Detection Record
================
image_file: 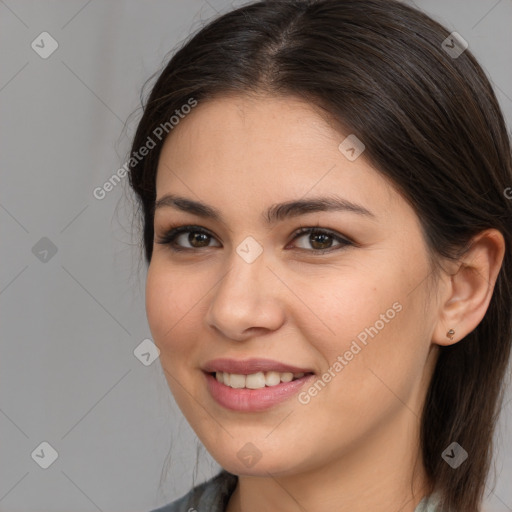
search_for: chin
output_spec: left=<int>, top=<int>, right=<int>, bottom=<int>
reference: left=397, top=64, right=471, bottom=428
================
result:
left=210, top=449, right=308, bottom=478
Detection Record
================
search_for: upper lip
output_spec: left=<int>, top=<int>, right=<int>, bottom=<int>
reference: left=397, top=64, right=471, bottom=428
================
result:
left=202, top=358, right=315, bottom=375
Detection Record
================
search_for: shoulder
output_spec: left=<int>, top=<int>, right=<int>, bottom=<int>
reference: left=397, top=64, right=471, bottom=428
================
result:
left=148, top=469, right=238, bottom=512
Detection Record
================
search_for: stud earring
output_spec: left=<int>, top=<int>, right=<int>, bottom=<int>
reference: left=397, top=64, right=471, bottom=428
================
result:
left=446, top=329, right=455, bottom=340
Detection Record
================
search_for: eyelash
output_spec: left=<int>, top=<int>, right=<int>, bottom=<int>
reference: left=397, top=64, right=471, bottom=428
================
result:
left=154, top=224, right=355, bottom=254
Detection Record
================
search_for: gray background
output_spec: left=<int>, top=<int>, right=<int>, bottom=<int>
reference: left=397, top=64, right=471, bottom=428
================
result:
left=1, top=0, right=511, bottom=511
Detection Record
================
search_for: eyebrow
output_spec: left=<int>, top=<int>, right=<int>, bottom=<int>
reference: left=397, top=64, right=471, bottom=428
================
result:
left=153, top=194, right=375, bottom=224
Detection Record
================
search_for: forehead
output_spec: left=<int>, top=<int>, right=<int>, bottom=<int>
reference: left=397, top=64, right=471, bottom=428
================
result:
left=158, top=93, right=337, bottom=166
left=155, top=93, right=399, bottom=217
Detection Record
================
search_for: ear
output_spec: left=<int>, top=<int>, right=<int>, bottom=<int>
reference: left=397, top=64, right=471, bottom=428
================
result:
left=432, top=229, right=505, bottom=347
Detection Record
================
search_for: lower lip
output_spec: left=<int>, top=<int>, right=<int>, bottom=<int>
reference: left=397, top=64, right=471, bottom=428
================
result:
left=204, top=372, right=316, bottom=412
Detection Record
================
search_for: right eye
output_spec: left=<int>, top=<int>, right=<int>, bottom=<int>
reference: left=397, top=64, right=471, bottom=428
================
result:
left=155, top=225, right=222, bottom=252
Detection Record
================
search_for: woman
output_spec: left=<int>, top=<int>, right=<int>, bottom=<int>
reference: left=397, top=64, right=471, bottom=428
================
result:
left=127, top=0, right=512, bottom=510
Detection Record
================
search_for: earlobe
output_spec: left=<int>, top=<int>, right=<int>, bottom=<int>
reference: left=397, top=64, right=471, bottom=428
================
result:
left=432, top=229, right=505, bottom=347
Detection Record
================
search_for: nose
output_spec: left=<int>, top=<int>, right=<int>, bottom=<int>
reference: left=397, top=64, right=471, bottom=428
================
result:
left=204, top=248, right=286, bottom=341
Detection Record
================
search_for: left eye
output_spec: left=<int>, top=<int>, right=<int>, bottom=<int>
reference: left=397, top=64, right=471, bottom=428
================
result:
left=289, top=227, right=352, bottom=252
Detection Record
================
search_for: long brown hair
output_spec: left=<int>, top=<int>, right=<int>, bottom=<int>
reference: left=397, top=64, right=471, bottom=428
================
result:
left=127, top=1, right=512, bottom=510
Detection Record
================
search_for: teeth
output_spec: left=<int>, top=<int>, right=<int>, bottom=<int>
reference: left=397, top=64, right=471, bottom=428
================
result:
left=246, top=372, right=266, bottom=389
left=264, top=371, right=281, bottom=386
left=280, top=372, right=293, bottom=383
left=229, top=374, right=246, bottom=389
left=214, top=371, right=309, bottom=389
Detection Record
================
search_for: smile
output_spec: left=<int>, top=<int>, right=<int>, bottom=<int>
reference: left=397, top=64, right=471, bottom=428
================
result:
left=213, top=370, right=309, bottom=389
left=203, top=371, right=315, bottom=412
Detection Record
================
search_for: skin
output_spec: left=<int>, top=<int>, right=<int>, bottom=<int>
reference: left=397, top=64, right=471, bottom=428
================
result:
left=145, top=92, right=505, bottom=512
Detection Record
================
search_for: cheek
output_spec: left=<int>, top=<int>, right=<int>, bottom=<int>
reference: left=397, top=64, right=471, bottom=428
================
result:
left=295, top=263, right=427, bottom=402
left=292, top=265, right=403, bottom=353
left=145, top=265, right=171, bottom=343
left=145, top=264, right=205, bottom=408
left=145, top=263, right=200, bottom=356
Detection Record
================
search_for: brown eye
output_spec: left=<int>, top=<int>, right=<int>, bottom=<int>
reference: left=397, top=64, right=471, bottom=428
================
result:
left=155, top=225, right=221, bottom=251
left=187, top=231, right=211, bottom=248
left=291, top=227, right=353, bottom=253
left=309, top=232, right=333, bottom=250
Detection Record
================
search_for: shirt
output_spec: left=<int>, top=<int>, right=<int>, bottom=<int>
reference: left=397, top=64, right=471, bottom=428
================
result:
left=149, top=469, right=444, bottom=512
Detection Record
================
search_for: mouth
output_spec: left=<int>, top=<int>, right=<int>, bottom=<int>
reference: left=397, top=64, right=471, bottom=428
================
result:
left=202, top=357, right=316, bottom=411
left=203, top=367, right=316, bottom=412
left=206, top=370, right=314, bottom=390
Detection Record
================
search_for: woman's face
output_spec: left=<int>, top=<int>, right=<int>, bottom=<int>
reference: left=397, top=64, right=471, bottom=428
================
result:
left=146, top=93, right=441, bottom=478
